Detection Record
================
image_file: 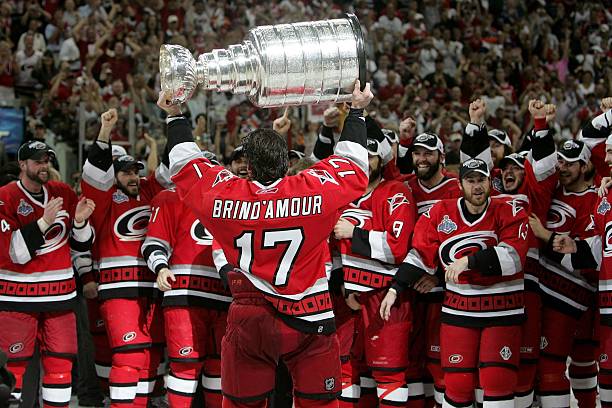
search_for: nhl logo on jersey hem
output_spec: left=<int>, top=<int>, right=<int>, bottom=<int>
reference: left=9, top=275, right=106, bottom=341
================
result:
left=598, top=197, right=611, bottom=215
left=499, top=346, right=512, bottom=361
left=112, top=190, right=129, bottom=204
left=437, top=215, right=457, bottom=234
left=17, top=199, right=34, bottom=216
left=324, top=377, right=335, bottom=391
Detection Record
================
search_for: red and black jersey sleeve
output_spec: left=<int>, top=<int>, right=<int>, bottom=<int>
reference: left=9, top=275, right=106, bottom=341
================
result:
left=142, top=191, right=175, bottom=273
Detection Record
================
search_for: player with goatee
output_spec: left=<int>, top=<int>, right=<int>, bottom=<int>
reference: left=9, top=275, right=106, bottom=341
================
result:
left=80, top=109, right=170, bottom=407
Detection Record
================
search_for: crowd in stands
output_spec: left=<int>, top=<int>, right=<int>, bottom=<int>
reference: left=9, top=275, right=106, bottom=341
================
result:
left=0, top=0, right=611, bottom=184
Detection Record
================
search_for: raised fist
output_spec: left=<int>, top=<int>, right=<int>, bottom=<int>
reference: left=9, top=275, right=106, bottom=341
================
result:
left=468, top=99, right=486, bottom=124
left=399, top=117, right=416, bottom=141
left=351, top=80, right=374, bottom=110
left=544, top=104, right=557, bottom=124
left=528, top=100, right=546, bottom=119
left=101, top=109, right=118, bottom=129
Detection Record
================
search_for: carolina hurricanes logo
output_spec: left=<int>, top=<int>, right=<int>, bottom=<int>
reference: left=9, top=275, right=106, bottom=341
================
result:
left=604, top=222, right=612, bottom=258
left=179, top=346, right=193, bottom=356
left=340, top=208, right=372, bottom=228
left=114, top=206, right=151, bottom=241
left=37, top=210, right=69, bottom=255
left=190, top=220, right=213, bottom=245
left=387, top=193, right=409, bottom=214
left=438, top=231, right=498, bottom=267
left=212, top=169, right=235, bottom=187
left=546, top=199, right=576, bottom=231
left=307, top=169, right=339, bottom=186
left=9, top=343, right=24, bottom=354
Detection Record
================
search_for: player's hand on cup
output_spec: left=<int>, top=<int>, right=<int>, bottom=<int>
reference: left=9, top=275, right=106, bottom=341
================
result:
left=273, top=107, right=292, bottom=136
left=43, top=197, right=63, bottom=225
left=74, top=197, right=96, bottom=224
left=83, top=281, right=98, bottom=299
left=100, top=109, right=118, bottom=129
left=552, top=234, right=577, bottom=254
left=351, top=80, right=373, bottom=110
left=157, top=267, right=176, bottom=291
left=413, top=274, right=438, bottom=294
left=445, top=257, right=468, bottom=284
left=599, top=177, right=612, bottom=197
left=333, top=218, right=355, bottom=240
left=379, top=288, right=397, bottom=321
left=157, top=90, right=183, bottom=117
left=468, top=99, right=486, bottom=124
left=345, top=292, right=362, bottom=311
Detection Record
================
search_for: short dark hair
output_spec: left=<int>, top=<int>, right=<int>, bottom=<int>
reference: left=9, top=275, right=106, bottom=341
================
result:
left=242, top=128, right=288, bottom=184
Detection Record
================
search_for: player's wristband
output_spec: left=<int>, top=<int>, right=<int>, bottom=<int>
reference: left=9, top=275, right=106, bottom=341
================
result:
left=37, top=218, right=50, bottom=233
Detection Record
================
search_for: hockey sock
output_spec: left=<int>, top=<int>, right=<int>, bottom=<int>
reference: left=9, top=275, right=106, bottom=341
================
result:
left=203, top=356, right=223, bottom=408
left=6, top=360, right=27, bottom=402
left=358, top=374, right=377, bottom=408
left=443, top=372, right=475, bottom=408
left=338, top=357, right=360, bottom=408
left=536, top=356, right=569, bottom=408
left=479, top=366, right=515, bottom=408
left=41, top=355, right=72, bottom=408
left=109, top=349, right=146, bottom=407
left=167, top=360, right=202, bottom=408
left=514, top=362, right=536, bottom=408
left=372, top=369, right=409, bottom=408
left=568, top=359, right=598, bottom=408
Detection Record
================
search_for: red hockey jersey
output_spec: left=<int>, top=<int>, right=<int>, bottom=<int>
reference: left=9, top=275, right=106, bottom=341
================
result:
left=395, top=197, right=529, bottom=327
left=0, top=180, right=92, bottom=312
left=81, top=141, right=166, bottom=300
left=167, top=112, right=369, bottom=334
left=338, top=180, right=416, bottom=293
left=142, top=189, right=232, bottom=308
left=538, top=186, right=598, bottom=317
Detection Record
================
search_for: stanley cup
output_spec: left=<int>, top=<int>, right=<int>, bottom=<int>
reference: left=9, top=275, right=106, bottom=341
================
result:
left=159, top=14, right=366, bottom=108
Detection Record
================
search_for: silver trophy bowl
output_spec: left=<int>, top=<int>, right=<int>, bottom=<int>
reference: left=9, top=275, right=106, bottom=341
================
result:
left=160, top=14, right=366, bottom=108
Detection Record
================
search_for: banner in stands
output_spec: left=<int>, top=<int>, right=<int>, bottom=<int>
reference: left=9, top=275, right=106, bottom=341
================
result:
left=0, top=107, right=24, bottom=155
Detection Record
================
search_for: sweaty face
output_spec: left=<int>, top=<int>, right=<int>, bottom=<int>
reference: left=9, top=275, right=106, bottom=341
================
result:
left=23, top=157, right=51, bottom=185
left=489, top=140, right=506, bottom=167
left=460, top=174, right=490, bottom=207
left=557, top=159, right=582, bottom=187
left=501, top=164, right=525, bottom=192
left=412, top=147, right=441, bottom=181
left=116, top=169, right=141, bottom=197
left=231, top=157, right=248, bottom=179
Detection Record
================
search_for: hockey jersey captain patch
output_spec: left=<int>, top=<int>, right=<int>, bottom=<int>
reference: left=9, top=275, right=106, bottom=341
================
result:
left=17, top=199, right=34, bottom=216
left=437, top=215, right=457, bottom=234
left=598, top=197, right=611, bottom=215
